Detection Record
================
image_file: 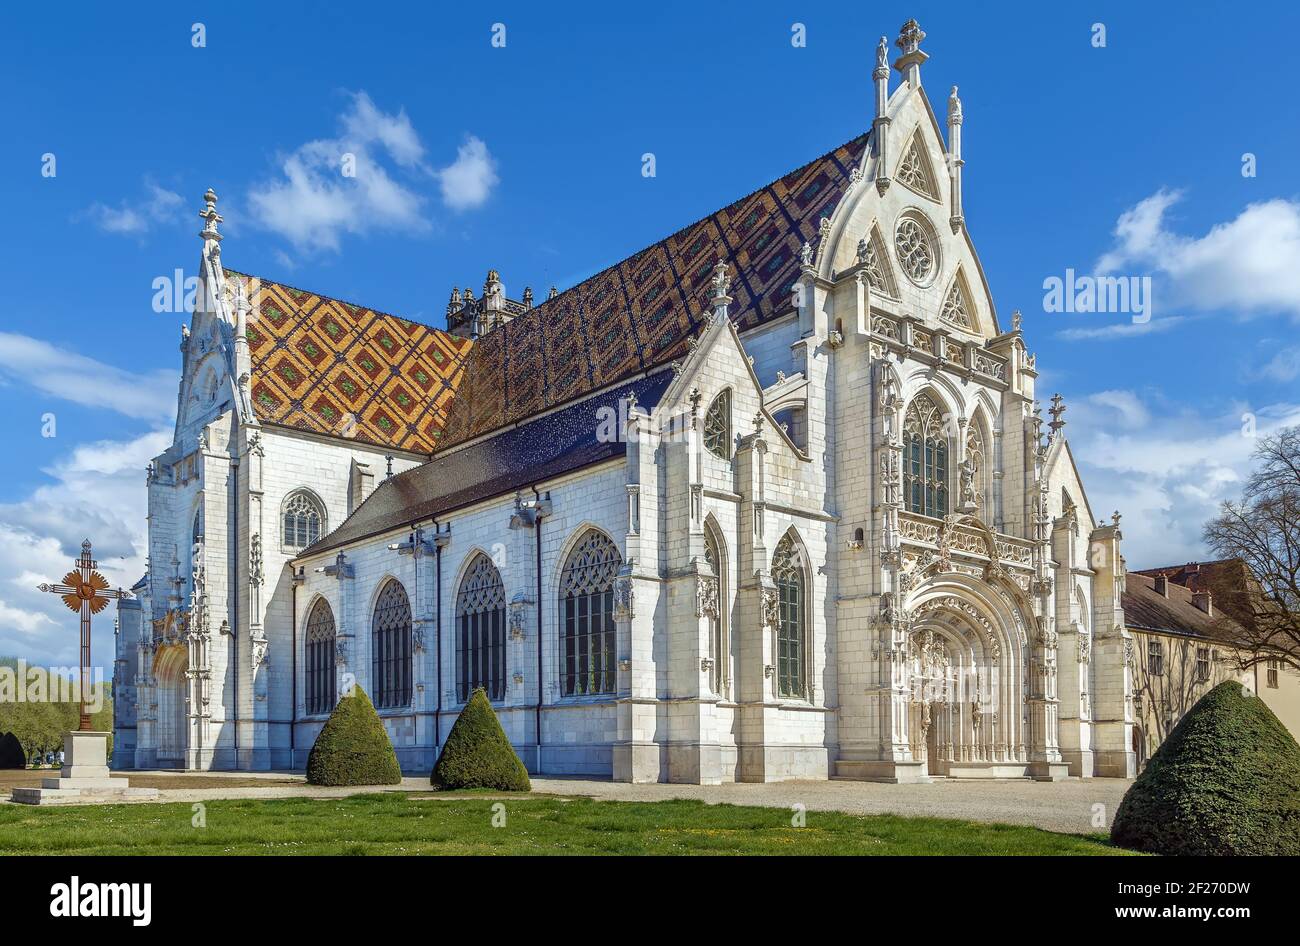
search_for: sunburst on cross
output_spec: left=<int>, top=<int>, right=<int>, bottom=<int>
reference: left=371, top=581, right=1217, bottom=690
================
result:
left=37, top=539, right=132, bottom=731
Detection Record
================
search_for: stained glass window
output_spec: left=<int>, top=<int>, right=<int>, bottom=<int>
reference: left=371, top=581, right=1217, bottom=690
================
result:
left=305, top=598, right=336, bottom=715
left=560, top=530, right=621, bottom=697
left=456, top=553, right=507, bottom=702
left=282, top=490, right=325, bottom=549
left=772, top=533, right=807, bottom=699
left=372, top=579, right=412, bottom=709
left=904, top=393, right=949, bottom=518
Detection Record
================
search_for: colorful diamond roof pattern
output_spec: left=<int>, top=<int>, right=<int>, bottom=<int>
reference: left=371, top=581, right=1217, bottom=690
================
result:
left=227, top=271, right=473, bottom=453
left=436, top=131, right=869, bottom=450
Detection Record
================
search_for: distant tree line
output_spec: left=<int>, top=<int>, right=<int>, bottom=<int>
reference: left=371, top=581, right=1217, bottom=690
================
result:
left=0, top=656, right=113, bottom=763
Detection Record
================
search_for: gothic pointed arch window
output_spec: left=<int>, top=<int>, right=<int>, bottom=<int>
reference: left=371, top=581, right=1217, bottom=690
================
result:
left=305, top=598, right=337, bottom=715
left=560, top=530, right=621, bottom=697
left=456, top=553, right=507, bottom=702
left=703, top=520, right=728, bottom=697
left=772, top=533, right=808, bottom=699
left=904, top=393, right=949, bottom=518
left=704, top=389, right=733, bottom=460
left=372, top=578, right=412, bottom=709
left=282, top=490, right=325, bottom=550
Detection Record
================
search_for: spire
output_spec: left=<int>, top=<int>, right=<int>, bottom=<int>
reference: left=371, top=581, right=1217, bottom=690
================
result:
left=893, top=18, right=928, bottom=88
left=1048, top=393, right=1067, bottom=434
left=198, top=187, right=222, bottom=246
left=946, top=85, right=964, bottom=234
left=709, top=259, right=733, bottom=324
left=873, top=35, right=893, bottom=194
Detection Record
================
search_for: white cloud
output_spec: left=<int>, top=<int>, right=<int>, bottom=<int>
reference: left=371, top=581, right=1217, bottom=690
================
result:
left=1096, top=189, right=1300, bottom=318
left=0, top=333, right=177, bottom=421
left=247, top=91, right=497, bottom=253
left=0, top=429, right=166, bottom=665
left=1258, top=346, right=1300, bottom=383
left=1056, top=315, right=1188, bottom=341
left=83, top=182, right=183, bottom=235
left=1063, top=391, right=1300, bottom=569
left=438, top=136, right=498, bottom=211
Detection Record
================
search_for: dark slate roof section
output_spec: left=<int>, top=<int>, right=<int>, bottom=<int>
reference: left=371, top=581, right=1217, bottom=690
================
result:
left=1122, top=572, right=1242, bottom=639
left=301, top=369, right=675, bottom=558
left=436, top=131, right=870, bottom=450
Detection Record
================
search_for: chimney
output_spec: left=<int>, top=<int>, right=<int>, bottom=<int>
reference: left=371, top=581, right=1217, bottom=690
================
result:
left=1153, top=574, right=1169, bottom=597
left=1192, top=590, right=1213, bottom=617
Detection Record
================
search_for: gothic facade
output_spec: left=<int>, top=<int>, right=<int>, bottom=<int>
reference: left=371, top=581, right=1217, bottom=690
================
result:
left=116, top=20, right=1210, bottom=781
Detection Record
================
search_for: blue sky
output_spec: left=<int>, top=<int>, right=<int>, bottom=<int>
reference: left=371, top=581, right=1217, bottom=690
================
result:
left=2, top=1, right=1299, bottom=664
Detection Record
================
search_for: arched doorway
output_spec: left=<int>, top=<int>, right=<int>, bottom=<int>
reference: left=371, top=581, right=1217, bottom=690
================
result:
left=904, top=581, right=1026, bottom=775
left=154, top=644, right=188, bottom=768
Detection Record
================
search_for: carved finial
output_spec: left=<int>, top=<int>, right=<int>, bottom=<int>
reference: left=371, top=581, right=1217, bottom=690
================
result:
left=1048, top=393, right=1066, bottom=433
left=548, top=286, right=558, bottom=300
left=522, top=286, right=533, bottom=309
left=198, top=187, right=222, bottom=242
left=709, top=259, right=733, bottom=324
left=947, top=85, right=962, bottom=124
left=893, top=18, right=928, bottom=84
left=896, top=18, right=926, bottom=56
left=1011, top=309, right=1023, bottom=332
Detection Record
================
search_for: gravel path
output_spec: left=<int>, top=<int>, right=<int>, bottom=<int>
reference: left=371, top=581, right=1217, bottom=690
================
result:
left=528, top=777, right=1133, bottom=834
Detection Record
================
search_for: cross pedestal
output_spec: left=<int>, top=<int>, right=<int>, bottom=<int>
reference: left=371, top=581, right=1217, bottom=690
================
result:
left=10, top=540, right=161, bottom=805
left=10, top=731, right=160, bottom=805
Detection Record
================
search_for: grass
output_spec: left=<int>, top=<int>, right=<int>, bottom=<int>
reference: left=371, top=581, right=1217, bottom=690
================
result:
left=0, top=792, right=1136, bottom=855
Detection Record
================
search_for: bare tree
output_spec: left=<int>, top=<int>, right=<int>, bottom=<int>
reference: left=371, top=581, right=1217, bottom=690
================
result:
left=1203, top=425, right=1300, bottom=671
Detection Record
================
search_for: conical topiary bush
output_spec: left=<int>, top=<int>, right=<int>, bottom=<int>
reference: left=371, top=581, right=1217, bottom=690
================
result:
left=1111, top=680, right=1300, bottom=855
left=305, top=685, right=402, bottom=786
left=431, top=688, right=531, bottom=791
left=0, top=732, right=25, bottom=769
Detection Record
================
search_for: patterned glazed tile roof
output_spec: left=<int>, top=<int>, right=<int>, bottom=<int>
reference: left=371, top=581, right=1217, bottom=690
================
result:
left=436, top=131, right=869, bottom=450
left=226, top=271, right=473, bottom=453
left=302, top=371, right=676, bottom=558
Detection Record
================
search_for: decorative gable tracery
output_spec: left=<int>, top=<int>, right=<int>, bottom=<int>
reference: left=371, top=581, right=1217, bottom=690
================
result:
left=940, top=270, right=977, bottom=332
left=857, top=224, right=899, bottom=297
left=896, top=133, right=939, bottom=201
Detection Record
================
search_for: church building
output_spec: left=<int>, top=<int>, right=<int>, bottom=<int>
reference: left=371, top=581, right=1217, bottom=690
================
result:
left=115, top=19, right=1243, bottom=783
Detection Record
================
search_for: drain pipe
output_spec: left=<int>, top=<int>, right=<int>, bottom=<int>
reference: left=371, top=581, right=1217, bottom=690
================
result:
left=290, top=565, right=299, bottom=764
left=532, top=486, right=545, bottom=775
left=433, top=517, right=443, bottom=751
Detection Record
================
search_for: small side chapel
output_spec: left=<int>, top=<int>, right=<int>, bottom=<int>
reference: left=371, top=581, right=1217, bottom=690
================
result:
left=115, top=19, right=1144, bottom=783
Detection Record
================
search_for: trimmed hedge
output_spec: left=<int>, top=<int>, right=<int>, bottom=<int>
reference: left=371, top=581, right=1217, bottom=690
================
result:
left=305, top=686, right=402, bottom=786
left=0, top=732, right=25, bottom=769
left=1111, top=680, right=1300, bottom=855
left=431, top=688, right=531, bottom=791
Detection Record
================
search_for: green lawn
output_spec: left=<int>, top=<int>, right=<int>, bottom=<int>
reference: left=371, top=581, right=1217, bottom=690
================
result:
left=0, top=792, right=1136, bottom=855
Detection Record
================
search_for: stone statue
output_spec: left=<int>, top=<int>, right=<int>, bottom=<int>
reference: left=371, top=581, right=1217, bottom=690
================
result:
left=800, top=240, right=813, bottom=267
left=876, top=35, right=889, bottom=72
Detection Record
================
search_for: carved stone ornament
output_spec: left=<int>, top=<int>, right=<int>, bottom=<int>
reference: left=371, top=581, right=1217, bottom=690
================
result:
left=761, top=586, right=780, bottom=633
left=696, top=574, right=719, bottom=619
left=613, top=575, right=635, bottom=621
left=1077, top=633, right=1092, bottom=664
